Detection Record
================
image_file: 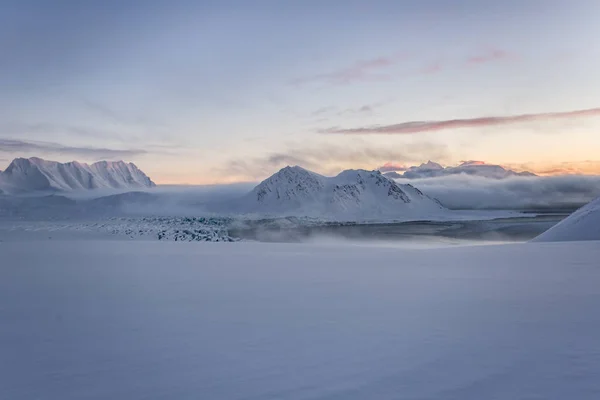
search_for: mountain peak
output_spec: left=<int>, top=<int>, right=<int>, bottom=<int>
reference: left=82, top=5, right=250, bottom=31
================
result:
left=277, top=165, right=311, bottom=174
left=240, top=166, right=445, bottom=220
left=418, top=161, right=444, bottom=170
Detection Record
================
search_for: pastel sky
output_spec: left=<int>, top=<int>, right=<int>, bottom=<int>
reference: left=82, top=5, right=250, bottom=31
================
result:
left=2, top=0, right=600, bottom=184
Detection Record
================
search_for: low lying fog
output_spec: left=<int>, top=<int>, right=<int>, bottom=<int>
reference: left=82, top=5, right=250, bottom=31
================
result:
left=45, top=174, right=600, bottom=214
left=394, top=174, right=600, bottom=210
left=143, top=174, right=600, bottom=212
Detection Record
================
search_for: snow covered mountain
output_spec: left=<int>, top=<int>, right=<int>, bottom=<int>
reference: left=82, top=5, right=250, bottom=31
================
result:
left=232, top=166, right=446, bottom=220
left=0, top=157, right=155, bottom=193
left=384, top=160, right=536, bottom=180
left=533, top=196, right=600, bottom=242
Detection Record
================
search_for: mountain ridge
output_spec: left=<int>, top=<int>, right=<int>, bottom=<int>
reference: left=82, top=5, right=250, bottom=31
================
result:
left=227, top=166, right=447, bottom=220
left=383, top=160, right=537, bottom=180
left=0, top=157, right=155, bottom=193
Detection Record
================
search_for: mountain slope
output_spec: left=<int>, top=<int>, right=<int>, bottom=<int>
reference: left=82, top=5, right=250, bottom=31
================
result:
left=533, top=196, right=600, bottom=242
left=234, top=166, right=446, bottom=220
left=0, top=157, right=155, bottom=193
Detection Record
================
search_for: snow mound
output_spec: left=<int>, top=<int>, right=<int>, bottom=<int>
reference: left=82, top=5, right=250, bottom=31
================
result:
left=533, top=196, right=600, bottom=242
left=233, top=166, right=446, bottom=220
left=0, top=157, right=155, bottom=193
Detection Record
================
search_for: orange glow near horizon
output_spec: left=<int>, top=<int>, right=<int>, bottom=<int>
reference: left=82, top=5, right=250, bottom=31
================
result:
left=504, top=161, right=600, bottom=177
left=148, top=160, right=600, bottom=186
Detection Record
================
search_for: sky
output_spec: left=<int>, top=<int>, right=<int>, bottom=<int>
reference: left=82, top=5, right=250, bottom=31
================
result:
left=1, top=0, right=600, bottom=184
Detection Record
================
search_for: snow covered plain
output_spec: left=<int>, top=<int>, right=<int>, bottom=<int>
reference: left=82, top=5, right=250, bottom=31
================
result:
left=2, top=239, right=600, bottom=399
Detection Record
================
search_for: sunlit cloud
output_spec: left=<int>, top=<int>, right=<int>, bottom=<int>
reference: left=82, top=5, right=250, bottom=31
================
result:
left=321, top=107, right=600, bottom=135
left=460, top=160, right=486, bottom=166
left=377, top=162, right=409, bottom=172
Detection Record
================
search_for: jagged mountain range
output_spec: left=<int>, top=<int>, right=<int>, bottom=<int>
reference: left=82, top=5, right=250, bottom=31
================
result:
left=0, top=158, right=446, bottom=221
left=384, top=160, right=536, bottom=180
left=0, top=157, right=155, bottom=193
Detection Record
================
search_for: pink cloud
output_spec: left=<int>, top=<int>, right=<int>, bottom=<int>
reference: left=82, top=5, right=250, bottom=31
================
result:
left=321, top=107, right=600, bottom=135
left=460, top=160, right=486, bottom=166
left=377, top=162, right=408, bottom=173
left=467, top=49, right=512, bottom=65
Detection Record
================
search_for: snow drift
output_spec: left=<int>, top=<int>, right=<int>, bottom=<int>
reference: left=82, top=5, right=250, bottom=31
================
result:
left=0, top=157, right=155, bottom=193
left=533, top=196, right=600, bottom=242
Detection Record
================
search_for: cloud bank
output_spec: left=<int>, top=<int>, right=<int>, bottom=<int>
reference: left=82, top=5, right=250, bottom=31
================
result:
left=321, top=107, right=600, bottom=135
left=395, top=174, right=600, bottom=211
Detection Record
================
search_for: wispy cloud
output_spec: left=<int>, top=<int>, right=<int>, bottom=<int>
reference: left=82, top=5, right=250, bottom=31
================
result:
left=467, top=48, right=512, bottom=65
left=337, top=104, right=377, bottom=116
left=377, top=162, right=408, bottom=173
left=321, top=107, right=600, bottom=135
left=311, top=101, right=388, bottom=119
left=292, top=55, right=403, bottom=86
left=0, top=138, right=148, bottom=160
left=312, top=106, right=336, bottom=116
left=420, top=60, right=443, bottom=74
left=81, top=98, right=169, bottom=130
left=1, top=121, right=128, bottom=141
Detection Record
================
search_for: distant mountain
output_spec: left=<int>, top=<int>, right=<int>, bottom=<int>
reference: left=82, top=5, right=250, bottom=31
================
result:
left=0, top=157, right=155, bottom=193
left=229, top=166, right=446, bottom=220
left=533, top=196, right=600, bottom=242
left=383, top=160, right=536, bottom=180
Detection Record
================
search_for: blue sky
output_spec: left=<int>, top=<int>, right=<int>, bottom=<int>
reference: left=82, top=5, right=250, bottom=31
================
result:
left=2, top=0, right=600, bottom=183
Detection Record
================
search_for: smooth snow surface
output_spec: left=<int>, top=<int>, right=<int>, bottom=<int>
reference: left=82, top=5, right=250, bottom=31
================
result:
left=2, top=241, right=600, bottom=399
left=533, top=196, right=600, bottom=242
left=0, top=157, right=155, bottom=193
left=234, top=166, right=446, bottom=220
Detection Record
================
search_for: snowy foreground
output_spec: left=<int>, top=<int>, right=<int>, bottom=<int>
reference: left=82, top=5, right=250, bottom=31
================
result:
left=2, top=240, right=600, bottom=399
